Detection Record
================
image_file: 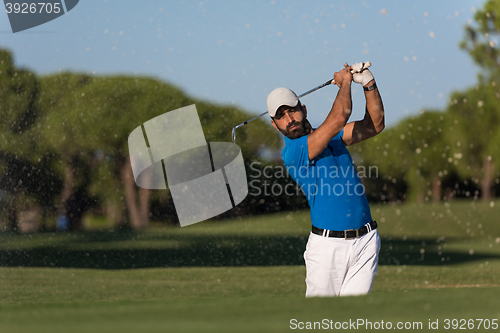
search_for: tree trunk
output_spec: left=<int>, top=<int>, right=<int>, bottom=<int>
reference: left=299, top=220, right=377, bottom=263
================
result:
left=60, top=161, right=83, bottom=231
left=61, top=163, right=74, bottom=204
left=481, top=156, right=494, bottom=200
left=121, top=157, right=150, bottom=229
left=60, top=162, right=74, bottom=225
left=139, top=187, right=151, bottom=228
left=432, top=176, right=441, bottom=202
left=7, top=195, right=17, bottom=231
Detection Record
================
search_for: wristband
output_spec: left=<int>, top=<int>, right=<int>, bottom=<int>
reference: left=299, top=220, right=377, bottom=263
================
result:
left=364, top=82, right=377, bottom=91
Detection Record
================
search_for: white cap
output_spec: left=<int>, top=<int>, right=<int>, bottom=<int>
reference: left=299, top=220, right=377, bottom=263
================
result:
left=266, top=87, right=299, bottom=117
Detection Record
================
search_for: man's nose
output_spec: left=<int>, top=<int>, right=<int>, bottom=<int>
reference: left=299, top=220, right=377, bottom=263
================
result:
left=284, top=111, right=294, bottom=122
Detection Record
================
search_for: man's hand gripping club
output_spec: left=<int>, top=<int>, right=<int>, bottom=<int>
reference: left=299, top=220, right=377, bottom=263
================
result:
left=350, top=62, right=373, bottom=86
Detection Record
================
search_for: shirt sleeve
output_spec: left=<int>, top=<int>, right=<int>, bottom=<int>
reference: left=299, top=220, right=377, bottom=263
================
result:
left=282, top=128, right=345, bottom=176
left=281, top=135, right=311, bottom=178
left=336, top=128, right=345, bottom=145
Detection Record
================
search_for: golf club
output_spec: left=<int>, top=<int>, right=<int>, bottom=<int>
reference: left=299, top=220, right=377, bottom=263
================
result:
left=231, top=62, right=371, bottom=143
left=231, top=79, right=334, bottom=143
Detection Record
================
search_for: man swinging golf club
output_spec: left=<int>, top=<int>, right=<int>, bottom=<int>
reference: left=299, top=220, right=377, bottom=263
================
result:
left=267, top=62, right=385, bottom=297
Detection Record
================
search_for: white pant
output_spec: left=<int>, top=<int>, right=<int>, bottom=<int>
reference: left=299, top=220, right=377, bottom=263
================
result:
left=303, top=228, right=380, bottom=297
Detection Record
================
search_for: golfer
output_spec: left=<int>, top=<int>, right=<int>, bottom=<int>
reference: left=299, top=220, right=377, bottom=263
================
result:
left=267, top=62, right=385, bottom=297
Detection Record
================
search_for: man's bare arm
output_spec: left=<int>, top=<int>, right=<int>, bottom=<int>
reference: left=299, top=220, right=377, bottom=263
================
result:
left=307, top=67, right=353, bottom=160
left=342, top=81, right=384, bottom=146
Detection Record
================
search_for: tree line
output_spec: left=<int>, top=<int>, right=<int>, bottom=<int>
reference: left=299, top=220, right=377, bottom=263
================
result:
left=0, top=49, right=283, bottom=231
left=1, top=0, right=499, bottom=231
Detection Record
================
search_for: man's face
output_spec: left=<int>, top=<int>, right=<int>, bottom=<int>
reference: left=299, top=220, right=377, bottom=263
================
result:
left=271, top=104, right=309, bottom=139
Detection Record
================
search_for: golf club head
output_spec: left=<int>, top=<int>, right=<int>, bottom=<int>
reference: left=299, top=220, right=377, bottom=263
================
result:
left=231, top=127, right=236, bottom=143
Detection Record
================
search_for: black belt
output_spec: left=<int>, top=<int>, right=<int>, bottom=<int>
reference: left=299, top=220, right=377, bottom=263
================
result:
left=312, top=220, right=377, bottom=240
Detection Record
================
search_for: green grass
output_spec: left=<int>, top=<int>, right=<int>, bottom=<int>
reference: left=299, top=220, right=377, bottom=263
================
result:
left=0, top=199, right=499, bottom=332
left=1, top=289, right=498, bottom=333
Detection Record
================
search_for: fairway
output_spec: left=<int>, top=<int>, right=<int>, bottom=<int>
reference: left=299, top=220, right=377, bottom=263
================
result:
left=1, top=200, right=500, bottom=332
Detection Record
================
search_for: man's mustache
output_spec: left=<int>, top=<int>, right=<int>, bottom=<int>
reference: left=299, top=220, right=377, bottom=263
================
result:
left=287, top=121, right=302, bottom=131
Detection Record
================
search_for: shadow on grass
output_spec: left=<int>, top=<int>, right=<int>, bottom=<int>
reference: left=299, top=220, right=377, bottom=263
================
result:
left=0, top=231, right=498, bottom=269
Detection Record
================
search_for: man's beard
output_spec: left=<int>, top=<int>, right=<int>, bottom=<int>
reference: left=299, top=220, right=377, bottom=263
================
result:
left=278, top=118, right=312, bottom=139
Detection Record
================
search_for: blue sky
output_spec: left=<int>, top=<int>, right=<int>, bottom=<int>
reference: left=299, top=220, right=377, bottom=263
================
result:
left=0, top=0, right=486, bottom=129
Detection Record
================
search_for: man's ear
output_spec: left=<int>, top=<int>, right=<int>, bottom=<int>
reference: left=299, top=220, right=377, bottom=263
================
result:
left=302, top=104, right=307, bottom=117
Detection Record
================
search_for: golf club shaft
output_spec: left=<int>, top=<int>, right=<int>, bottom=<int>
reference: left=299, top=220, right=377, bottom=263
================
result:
left=297, top=79, right=335, bottom=99
left=231, top=78, right=335, bottom=143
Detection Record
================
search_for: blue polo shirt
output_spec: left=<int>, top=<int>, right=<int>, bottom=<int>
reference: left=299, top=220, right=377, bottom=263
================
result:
left=282, top=129, right=372, bottom=231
